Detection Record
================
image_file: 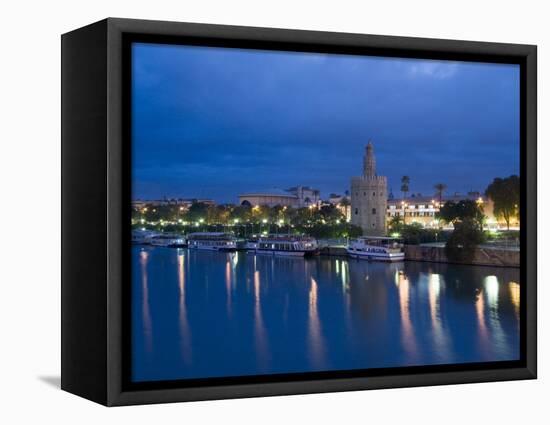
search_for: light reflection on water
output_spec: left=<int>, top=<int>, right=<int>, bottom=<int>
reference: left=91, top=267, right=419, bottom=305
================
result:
left=132, top=247, right=520, bottom=382
left=177, top=251, right=192, bottom=364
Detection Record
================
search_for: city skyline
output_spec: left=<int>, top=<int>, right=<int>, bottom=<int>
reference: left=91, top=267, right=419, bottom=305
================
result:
left=132, top=43, right=520, bottom=203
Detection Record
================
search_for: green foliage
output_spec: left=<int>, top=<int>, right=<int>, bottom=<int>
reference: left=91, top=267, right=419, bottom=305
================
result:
left=298, top=223, right=362, bottom=239
left=400, top=175, right=410, bottom=198
left=185, top=202, right=209, bottom=222
left=132, top=201, right=353, bottom=238
left=387, top=215, right=404, bottom=233
left=434, top=183, right=447, bottom=203
left=485, top=175, right=520, bottom=230
left=436, top=200, right=486, bottom=263
left=437, top=200, right=485, bottom=226
left=445, top=218, right=486, bottom=263
left=391, top=222, right=448, bottom=245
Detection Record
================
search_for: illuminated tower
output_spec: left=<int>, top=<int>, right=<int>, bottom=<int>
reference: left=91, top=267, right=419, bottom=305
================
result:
left=351, top=141, right=387, bottom=236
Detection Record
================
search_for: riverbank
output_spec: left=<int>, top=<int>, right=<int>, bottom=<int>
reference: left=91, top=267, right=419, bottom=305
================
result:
left=403, top=244, right=519, bottom=268
left=319, top=244, right=519, bottom=267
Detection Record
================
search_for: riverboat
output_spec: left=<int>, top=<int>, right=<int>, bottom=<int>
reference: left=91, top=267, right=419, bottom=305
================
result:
left=149, top=233, right=187, bottom=248
left=254, top=235, right=319, bottom=257
left=346, top=236, right=405, bottom=262
left=244, top=238, right=259, bottom=251
left=187, top=232, right=237, bottom=251
left=131, top=229, right=160, bottom=245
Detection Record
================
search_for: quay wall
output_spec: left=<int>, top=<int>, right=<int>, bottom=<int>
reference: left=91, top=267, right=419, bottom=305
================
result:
left=319, top=246, right=348, bottom=257
left=403, top=245, right=519, bottom=268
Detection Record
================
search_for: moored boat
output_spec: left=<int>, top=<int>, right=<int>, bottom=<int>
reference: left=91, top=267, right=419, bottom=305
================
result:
left=346, top=236, right=404, bottom=262
left=254, top=235, right=319, bottom=257
left=187, top=232, right=237, bottom=251
left=244, top=238, right=259, bottom=251
left=131, top=229, right=160, bottom=245
left=150, top=233, right=187, bottom=248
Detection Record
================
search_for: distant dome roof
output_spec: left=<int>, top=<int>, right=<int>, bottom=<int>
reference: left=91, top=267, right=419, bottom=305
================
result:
left=239, top=189, right=297, bottom=198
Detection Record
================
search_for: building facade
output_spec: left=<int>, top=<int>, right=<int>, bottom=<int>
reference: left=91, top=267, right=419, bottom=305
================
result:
left=132, top=198, right=215, bottom=210
left=286, top=186, right=320, bottom=207
left=351, top=142, right=387, bottom=236
left=386, top=192, right=507, bottom=229
left=239, top=190, right=299, bottom=207
left=328, top=193, right=351, bottom=222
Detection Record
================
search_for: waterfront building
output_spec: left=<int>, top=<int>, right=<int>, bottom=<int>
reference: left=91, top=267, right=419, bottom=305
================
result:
left=351, top=142, right=388, bottom=236
left=386, top=191, right=506, bottom=228
left=328, top=193, right=351, bottom=222
left=239, top=189, right=299, bottom=207
left=132, top=198, right=215, bottom=209
left=286, top=186, right=320, bottom=207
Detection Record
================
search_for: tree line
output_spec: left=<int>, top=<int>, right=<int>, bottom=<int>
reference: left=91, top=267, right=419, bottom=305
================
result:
left=132, top=202, right=363, bottom=239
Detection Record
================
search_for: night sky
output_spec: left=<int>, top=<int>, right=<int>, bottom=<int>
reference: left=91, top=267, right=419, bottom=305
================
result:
left=132, top=42, right=519, bottom=204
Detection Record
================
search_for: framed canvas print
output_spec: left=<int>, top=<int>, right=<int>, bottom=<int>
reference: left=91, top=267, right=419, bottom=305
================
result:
left=61, top=18, right=537, bottom=406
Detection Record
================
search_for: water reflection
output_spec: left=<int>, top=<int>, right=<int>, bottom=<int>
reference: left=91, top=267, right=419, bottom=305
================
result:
left=139, top=249, right=153, bottom=354
left=397, top=271, right=418, bottom=361
left=225, top=259, right=232, bottom=315
left=509, top=281, right=520, bottom=319
left=254, top=269, right=270, bottom=370
left=132, top=247, right=521, bottom=382
left=428, top=273, right=451, bottom=361
left=484, top=275, right=508, bottom=358
left=177, top=251, right=192, bottom=364
left=475, top=285, right=490, bottom=356
left=308, top=277, right=326, bottom=369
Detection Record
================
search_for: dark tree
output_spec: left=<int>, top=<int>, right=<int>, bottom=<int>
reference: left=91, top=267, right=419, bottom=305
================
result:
left=437, top=200, right=486, bottom=263
left=437, top=200, right=485, bottom=227
left=185, top=202, right=210, bottom=223
left=445, top=218, right=486, bottom=263
left=434, top=183, right=447, bottom=206
left=400, top=175, right=410, bottom=199
left=486, top=175, right=520, bottom=230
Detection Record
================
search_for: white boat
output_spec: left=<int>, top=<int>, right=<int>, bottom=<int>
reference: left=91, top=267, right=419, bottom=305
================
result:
left=244, top=238, right=259, bottom=251
left=346, top=236, right=405, bottom=262
left=254, top=235, right=319, bottom=257
left=187, top=232, right=237, bottom=251
left=131, top=229, right=160, bottom=245
left=150, top=233, right=187, bottom=248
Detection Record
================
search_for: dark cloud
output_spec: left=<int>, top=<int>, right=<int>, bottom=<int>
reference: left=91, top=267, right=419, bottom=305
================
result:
left=132, top=43, right=519, bottom=202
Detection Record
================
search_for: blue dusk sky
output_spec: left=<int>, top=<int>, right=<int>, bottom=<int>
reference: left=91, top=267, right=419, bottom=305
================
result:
left=131, top=42, right=519, bottom=203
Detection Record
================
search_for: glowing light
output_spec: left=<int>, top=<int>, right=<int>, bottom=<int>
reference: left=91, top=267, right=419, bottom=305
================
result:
left=509, top=281, right=520, bottom=315
left=484, top=275, right=499, bottom=308
left=199, top=218, right=204, bottom=223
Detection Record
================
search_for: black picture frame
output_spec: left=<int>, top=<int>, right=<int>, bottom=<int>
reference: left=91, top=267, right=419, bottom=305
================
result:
left=61, top=17, right=537, bottom=406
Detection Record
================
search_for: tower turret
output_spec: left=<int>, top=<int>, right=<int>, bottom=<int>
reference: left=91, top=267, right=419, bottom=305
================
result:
left=351, top=141, right=387, bottom=236
left=363, top=141, right=376, bottom=177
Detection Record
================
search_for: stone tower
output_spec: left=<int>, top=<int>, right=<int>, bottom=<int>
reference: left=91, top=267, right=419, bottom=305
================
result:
left=351, top=141, right=387, bottom=236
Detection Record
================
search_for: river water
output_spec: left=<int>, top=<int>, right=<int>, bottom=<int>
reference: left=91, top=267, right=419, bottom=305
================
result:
left=131, top=246, right=520, bottom=382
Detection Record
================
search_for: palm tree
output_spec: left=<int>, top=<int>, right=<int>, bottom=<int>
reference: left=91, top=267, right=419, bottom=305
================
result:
left=340, top=197, right=351, bottom=222
left=400, top=176, right=410, bottom=199
left=388, top=215, right=404, bottom=234
left=434, top=183, right=447, bottom=207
